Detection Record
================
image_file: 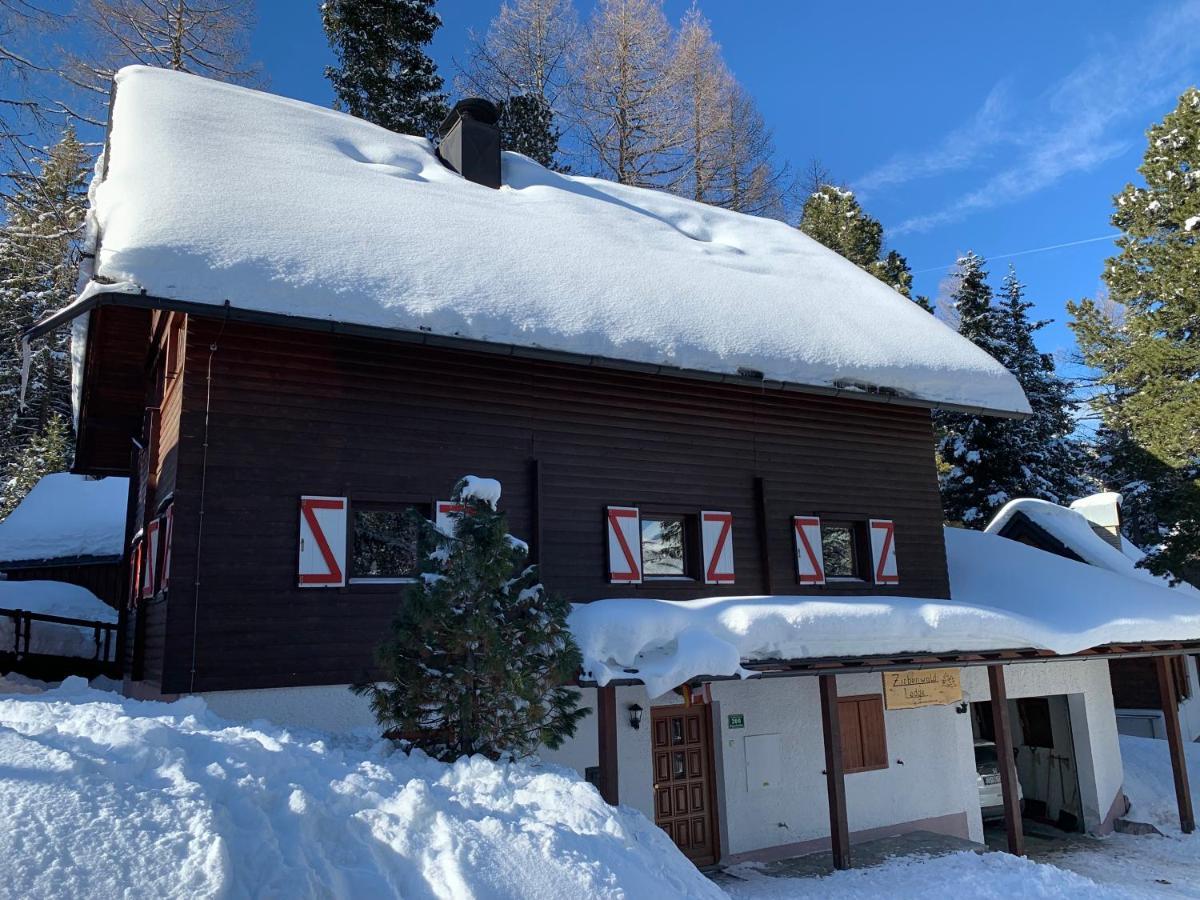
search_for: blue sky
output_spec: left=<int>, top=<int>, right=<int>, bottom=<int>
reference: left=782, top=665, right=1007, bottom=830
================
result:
left=253, top=0, right=1200, bottom=364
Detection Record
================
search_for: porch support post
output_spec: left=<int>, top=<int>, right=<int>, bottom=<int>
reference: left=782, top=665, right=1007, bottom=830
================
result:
left=1156, top=655, right=1195, bottom=833
left=819, top=673, right=851, bottom=870
left=597, top=684, right=619, bottom=806
left=988, top=663, right=1025, bottom=856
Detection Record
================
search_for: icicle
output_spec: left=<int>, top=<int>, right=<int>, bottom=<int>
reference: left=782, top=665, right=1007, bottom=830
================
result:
left=18, top=336, right=32, bottom=409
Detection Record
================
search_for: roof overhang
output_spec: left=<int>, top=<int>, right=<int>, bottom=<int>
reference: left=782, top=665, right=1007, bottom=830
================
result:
left=579, top=639, right=1200, bottom=688
left=27, top=291, right=1033, bottom=420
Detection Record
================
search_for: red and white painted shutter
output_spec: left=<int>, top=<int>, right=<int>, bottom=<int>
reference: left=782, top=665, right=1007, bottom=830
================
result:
left=606, top=506, right=642, bottom=584
left=793, top=516, right=825, bottom=585
left=160, top=506, right=174, bottom=591
left=700, top=510, right=735, bottom=585
left=298, top=496, right=347, bottom=587
left=869, top=519, right=899, bottom=585
left=141, top=518, right=160, bottom=599
left=435, top=500, right=467, bottom=535
left=128, top=539, right=143, bottom=608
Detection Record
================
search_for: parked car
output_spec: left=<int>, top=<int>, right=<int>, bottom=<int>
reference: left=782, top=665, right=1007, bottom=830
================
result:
left=975, top=739, right=1023, bottom=820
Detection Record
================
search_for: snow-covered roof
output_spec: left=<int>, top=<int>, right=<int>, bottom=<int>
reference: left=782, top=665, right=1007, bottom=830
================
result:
left=68, top=66, right=1029, bottom=416
left=0, top=474, right=127, bottom=565
left=985, top=496, right=1199, bottom=597
left=569, top=527, right=1200, bottom=697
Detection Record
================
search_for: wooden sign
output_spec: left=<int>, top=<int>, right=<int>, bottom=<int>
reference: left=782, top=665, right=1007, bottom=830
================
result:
left=884, top=668, right=962, bottom=710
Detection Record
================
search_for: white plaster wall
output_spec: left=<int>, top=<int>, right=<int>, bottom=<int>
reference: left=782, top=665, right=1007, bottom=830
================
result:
left=961, top=659, right=1124, bottom=832
left=199, top=684, right=377, bottom=732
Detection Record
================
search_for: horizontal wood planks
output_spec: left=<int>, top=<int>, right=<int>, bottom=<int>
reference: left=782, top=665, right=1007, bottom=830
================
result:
left=146, top=318, right=950, bottom=693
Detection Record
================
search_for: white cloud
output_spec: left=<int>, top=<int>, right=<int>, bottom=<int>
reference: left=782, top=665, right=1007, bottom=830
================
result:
left=862, top=0, right=1200, bottom=236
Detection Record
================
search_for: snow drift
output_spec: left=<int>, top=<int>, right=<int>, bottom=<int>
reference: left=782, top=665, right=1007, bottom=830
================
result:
left=70, top=66, right=1028, bottom=416
left=0, top=473, right=127, bottom=564
left=571, top=527, right=1200, bottom=697
left=0, top=679, right=722, bottom=900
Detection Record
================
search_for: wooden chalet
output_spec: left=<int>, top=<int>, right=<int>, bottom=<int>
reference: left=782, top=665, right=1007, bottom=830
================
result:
left=24, top=66, right=1200, bottom=870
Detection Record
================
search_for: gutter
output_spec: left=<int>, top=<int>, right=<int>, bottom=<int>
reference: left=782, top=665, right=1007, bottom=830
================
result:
left=23, top=290, right=1032, bottom=421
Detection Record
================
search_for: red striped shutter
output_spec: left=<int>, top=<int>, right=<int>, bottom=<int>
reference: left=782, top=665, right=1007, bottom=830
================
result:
left=869, top=519, right=899, bottom=585
left=606, top=506, right=642, bottom=584
left=298, top=496, right=347, bottom=587
left=793, top=516, right=825, bottom=585
left=141, top=518, right=160, bottom=599
left=435, top=500, right=467, bottom=535
left=700, top=510, right=735, bottom=585
left=160, top=506, right=174, bottom=591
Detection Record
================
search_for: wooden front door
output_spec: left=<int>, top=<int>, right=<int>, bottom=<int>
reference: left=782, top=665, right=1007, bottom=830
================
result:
left=651, top=705, right=719, bottom=867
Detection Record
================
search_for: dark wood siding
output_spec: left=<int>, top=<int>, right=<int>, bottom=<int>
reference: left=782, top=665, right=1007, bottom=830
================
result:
left=74, top=306, right=151, bottom=476
left=153, top=318, right=950, bottom=694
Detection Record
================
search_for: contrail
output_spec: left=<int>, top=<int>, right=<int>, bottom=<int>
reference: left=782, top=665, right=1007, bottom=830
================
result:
left=912, top=234, right=1120, bottom=275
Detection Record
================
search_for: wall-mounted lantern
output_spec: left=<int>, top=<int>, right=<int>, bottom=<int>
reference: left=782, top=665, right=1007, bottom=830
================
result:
left=628, top=703, right=644, bottom=730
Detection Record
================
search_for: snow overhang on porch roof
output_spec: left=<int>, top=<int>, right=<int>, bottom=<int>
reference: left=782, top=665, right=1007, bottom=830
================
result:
left=30, top=66, right=1032, bottom=420
left=569, top=528, right=1200, bottom=698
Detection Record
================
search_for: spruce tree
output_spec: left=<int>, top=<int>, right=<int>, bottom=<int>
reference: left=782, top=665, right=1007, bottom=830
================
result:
left=355, top=476, right=588, bottom=761
left=1069, top=87, right=1200, bottom=581
left=498, top=93, right=560, bottom=167
left=939, top=256, right=1086, bottom=525
left=322, top=0, right=449, bottom=138
left=0, top=128, right=88, bottom=504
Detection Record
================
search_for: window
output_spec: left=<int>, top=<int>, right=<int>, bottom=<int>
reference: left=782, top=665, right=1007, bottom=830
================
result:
left=838, top=694, right=888, bottom=773
left=1016, top=697, right=1054, bottom=748
left=641, top=515, right=693, bottom=579
left=350, top=506, right=420, bottom=581
left=822, top=521, right=868, bottom=580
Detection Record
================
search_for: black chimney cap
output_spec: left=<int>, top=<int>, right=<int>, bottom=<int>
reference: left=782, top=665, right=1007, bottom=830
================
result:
left=439, top=98, right=500, bottom=136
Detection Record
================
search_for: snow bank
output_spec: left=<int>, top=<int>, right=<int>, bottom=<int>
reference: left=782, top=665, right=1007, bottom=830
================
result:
left=0, top=473, right=127, bottom=564
left=0, top=679, right=722, bottom=900
left=0, top=581, right=116, bottom=658
left=986, top=497, right=1200, bottom=596
left=74, top=66, right=1029, bottom=416
left=1119, top=734, right=1200, bottom=833
left=570, top=528, right=1200, bottom=697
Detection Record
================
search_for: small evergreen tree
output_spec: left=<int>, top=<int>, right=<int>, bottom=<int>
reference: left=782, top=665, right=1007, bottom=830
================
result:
left=322, top=0, right=449, bottom=138
left=498, top=93, right=560, bottom=167
left=0, top=415, right=70, bottom=518
left=1069, top=86, right=1200, bottom=582
left=355, top=476, right=588, bottom=761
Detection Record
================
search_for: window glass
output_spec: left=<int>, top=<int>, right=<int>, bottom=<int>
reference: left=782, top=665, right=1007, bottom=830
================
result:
left=822, top=523, right=857, bottom=578
left=351, top=508, right=418, bottom=579
left=641, top=516, right=686, bottom=577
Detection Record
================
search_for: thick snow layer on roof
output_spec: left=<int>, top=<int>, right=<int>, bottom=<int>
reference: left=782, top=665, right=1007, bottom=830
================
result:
left=0, top=474, right=127, bottom=564
left=570, top=527, right=1200, bottom=697
left=985, top=497, right=1199, bottom=597
left=78, top=66, right=1029, bottom=415
left=0, top=679, right=722, bottom=900
left=0, top=581, right=115, bottom=659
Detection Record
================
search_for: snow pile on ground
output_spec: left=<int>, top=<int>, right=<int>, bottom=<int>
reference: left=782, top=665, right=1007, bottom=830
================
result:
left=986, top=496, right=1200, bottom=596
left=1120, top=733, right=1200, bottom=832
left=571, top=528, right=1200, bottom=696
left=71, top=66, right=1028, bottom=415
left=0, top=678, right=722, bottom=900
left=722, top=850, right=1133, bottom=899
left=0, top=473, right=127, bottom=564
left=0, top=581, right=116, bottom=658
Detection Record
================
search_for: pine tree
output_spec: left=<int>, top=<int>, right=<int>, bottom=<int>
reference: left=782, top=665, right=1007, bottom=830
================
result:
left=798, top=185, right=925, bottom=305
left=355, top=477, right=588, bottom=761
left=322, top=0, right=449, bottom=138
left=0, top=128, right=89, bottom=499
left=0, top=415, right=69, bottom=518
left=1069, top=87, right=1200, bottom=581
left=498, top=93, right=560, bottom=167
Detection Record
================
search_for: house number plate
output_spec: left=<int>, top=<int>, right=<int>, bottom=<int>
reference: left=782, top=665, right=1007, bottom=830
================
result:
left=727, top=714, right=745, bottom=729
